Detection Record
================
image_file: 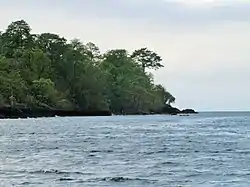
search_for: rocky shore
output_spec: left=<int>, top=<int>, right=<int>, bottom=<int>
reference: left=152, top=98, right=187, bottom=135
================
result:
left=155, top=104, right=198, bottom=115
left=0, top=106, right=112, bottom=119
left=0, top=104, right=197, bottom=119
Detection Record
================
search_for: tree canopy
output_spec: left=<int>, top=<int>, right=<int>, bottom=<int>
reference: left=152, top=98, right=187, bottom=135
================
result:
left=0, top=20, right=175, bottom=114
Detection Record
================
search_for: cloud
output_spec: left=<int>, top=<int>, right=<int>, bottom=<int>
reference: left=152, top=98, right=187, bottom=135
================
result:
left=2, top=0, right=250, bottom=24
left=171, top=0, right=218, bottom=6
left=166, top=0, right=240, bottom=7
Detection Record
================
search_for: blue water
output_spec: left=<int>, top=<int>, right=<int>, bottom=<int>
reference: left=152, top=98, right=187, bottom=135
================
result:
left=1, top=112, right=250, bottom=186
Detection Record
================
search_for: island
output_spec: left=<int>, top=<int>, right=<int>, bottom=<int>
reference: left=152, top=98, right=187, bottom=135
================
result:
left=0, top=20, right=197, bottom=119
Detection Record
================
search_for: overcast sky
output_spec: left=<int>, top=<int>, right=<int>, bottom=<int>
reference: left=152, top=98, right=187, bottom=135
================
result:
left=0, top=0, right=249, bottom=111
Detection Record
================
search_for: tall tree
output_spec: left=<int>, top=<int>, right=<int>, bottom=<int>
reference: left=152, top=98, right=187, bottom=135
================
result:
left=131, top=47, right=164, bottom=72
left=0, top=20, right=34, bottom=58
left=84, top=42, right=101, bottom=62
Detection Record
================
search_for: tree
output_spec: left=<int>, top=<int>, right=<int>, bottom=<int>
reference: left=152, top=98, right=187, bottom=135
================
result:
left=131, top=47, right=164, bottom=72
left=0, top=20, right=34, bottom=58
left=31, top=78, right=59, bottom=108
left=84, top=42, right=101, bottom=62
left=101, top=49, right=162, bottom=114
left=0, top=58, right=28, bottom=105
left=0, top=20, right=176, bottom=114
left=18, top=49, right=52, bottom=83
left=154, top=84, right=175, bottom=105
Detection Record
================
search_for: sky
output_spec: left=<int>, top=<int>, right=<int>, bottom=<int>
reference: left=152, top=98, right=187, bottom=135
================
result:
left=0, top=0, right=249, bottom=111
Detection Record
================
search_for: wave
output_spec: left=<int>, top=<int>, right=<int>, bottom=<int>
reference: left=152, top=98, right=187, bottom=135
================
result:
left=5, top=169, right=155, bottom=184
left=88, top=176, right=155, bottom=183
left=102, top=177, right=141, bottom=182
left=28, top=169, right=89, bottom=175
left=19, top=182, right=44, bottom=185
left=54, top=176, right=155, bottom=184
left=59, top=178, right=75, bottom=181
left=90, top=149, right=114, bottom=153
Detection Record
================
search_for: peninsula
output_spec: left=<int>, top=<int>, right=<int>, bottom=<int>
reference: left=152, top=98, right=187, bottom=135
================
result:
left=0, top=20, right=196, bottom=118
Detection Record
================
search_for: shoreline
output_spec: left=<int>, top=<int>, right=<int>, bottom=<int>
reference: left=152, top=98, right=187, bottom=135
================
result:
left=0, top=106, right=112, bottom=119
left=0, top=106, right=197, bottom=119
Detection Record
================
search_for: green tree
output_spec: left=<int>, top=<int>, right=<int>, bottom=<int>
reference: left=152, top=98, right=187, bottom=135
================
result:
left=18, top=49, right=52, bottom=83
left=154, top=84, right=176, bottom=105
left=0, top=20, right=35, bottom=58
left=131, top=47, right=164, bottom=72
left=31, top=78, right=59, bottom=108
left=0, top=20, right=176, bottom=114
left=0, top=58, right=28, bottom=105
left=84, top=42, right=101, bottom=63
left=101, top=49, right=162, bottom=114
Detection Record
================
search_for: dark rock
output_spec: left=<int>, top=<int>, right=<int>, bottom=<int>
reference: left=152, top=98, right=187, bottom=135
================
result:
left=0, top=106, right=112, bottom=119
left=160, top=104, right=180, bottom=115
left=180, top=109, right=198, bottom=114
left=152, top=104, right=197, bottom=115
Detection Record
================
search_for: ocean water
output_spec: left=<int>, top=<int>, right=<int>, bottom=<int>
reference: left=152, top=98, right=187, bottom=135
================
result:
left=1, top=112, right=250, bottom=186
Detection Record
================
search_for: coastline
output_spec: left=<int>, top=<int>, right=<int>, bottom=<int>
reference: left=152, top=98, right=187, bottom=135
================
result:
left=0, top=105, right=197, bottom=119
left=0, top=20, right=188, bottom=119
left=0, top=106, right=112, bottom=119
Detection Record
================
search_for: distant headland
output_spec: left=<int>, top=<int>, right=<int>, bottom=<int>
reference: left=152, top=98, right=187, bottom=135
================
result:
left=0, top=105, right=197, bottom=119
left=0, top=20, right=196, bottom=119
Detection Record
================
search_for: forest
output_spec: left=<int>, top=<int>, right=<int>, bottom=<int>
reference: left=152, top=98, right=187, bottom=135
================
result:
left=0, top=20, right=177, bottom=115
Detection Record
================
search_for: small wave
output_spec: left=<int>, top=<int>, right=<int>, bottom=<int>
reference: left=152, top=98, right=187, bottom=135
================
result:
left=19, top=182, right=43, bottom=185
left=210, top=150, right=220, bottom=153
left=16, top=132, right=58, bottom=135
left=225, top=148, right=233, bottom=152
left=161, top=161, right=180, bottom=166
left=156, top=149, right=168, bottom=154
left=140, top=148, right=168, bottom=155
left=55, top=177, right=156, bottom=184
left=16, top=132, right=35, bottom=135
left=87, top=177, right=151, bottom=183
left=19, top=182, right=31, bottom=185
left=59, top=178, right=75, bottom=181
left=90, top=150, right=114, bottom=153
left=153, top=161, right=180, bottom=168
left=103, top=177, right=136, bottom=182
left=235, top=150, right=250, bottom=154
left=28, top=169, right=87, bottom=175
left=36, top=146, right=59, bottom=150
left=185, top=173, right=202, bottom=178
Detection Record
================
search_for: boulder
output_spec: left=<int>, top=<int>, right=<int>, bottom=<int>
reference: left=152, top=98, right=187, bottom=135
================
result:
left=180, top=109, right=198, bottom=114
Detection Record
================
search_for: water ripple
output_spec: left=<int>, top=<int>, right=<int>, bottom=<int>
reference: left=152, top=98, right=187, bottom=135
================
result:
left=1, top=113, right=250, bottom=186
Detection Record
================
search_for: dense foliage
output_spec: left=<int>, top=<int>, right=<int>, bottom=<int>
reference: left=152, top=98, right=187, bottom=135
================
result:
left=0, top=20, right=175, bottom=114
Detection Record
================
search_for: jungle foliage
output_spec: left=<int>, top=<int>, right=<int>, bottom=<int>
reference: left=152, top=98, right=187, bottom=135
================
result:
left=0, top=20, right=175, bottom=114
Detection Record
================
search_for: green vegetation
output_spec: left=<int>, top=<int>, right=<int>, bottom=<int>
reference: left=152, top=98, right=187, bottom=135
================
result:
left=0, top=20, right=175, bottom=114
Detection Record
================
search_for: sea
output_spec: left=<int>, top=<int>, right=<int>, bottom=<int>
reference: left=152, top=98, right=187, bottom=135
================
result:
left=1, top=112, right=250, bottom=186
